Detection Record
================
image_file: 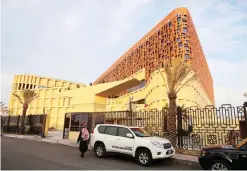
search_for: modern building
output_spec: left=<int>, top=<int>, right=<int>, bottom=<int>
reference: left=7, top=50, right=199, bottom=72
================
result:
left=8, top=7, right=214, bottom=139
left=94, top=7, right=214, bottom=105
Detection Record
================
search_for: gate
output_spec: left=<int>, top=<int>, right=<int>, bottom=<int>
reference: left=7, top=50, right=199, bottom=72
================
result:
left=63, top=113, right=70, bottom=139
left=177, top=102, right=247, bottom=149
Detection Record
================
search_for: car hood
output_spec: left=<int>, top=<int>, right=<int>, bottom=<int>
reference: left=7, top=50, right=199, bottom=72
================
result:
left=204, top=145, right=235, bottom=150
left=143, top=136, right=171, bottom=144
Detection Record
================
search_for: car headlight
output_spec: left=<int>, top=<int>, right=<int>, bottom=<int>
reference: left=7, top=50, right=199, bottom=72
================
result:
left=151, top=141, right=163, bottom=148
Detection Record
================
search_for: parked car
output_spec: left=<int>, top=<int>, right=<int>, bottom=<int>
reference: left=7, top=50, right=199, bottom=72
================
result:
left=89, top=124, right=175, bottom=166
left=198, top=138, right=247, bottom=170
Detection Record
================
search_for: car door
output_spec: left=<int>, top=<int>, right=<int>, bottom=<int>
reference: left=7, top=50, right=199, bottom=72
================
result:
left=104, top=126, right=118, bottom=152
left=238, top=142, right=247, bottom=170
left=116, top=127, right=134, bottom=155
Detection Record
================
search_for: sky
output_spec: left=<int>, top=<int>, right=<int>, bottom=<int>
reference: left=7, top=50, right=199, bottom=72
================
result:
left=1, top=0, right=247, bottom=107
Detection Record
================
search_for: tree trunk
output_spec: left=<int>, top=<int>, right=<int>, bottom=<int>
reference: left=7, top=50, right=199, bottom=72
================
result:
left=20, top=103, right=28, bottom=134
left=167, top=93, right=177, bottom=147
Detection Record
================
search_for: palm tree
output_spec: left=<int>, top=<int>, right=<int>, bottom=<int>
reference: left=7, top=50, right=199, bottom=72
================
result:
left=0, top=101, right=9, bottom=116
left=164, top=59, right=196, bottom=146
left=13, top=90, right=39, bottom=134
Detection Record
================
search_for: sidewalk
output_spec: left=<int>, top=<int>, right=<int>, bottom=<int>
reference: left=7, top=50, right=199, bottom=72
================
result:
left=2, top=133, right=198, bottom=166
left=1, top=132, right=91, bottom=149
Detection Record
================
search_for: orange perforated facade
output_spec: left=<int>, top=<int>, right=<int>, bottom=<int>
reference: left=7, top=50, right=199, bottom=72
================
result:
left=94, top=7, right=214, bottom=104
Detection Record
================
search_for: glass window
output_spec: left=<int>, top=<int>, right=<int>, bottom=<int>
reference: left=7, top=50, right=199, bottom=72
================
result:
left=178, top=42, right=183, bottom=47
left=185, top=54, right=190, bottom=59
left=98, top=126, right=106, bottom=134
left=70, top=114, right=89, bottom=131
left=130, top=128, right=151, bottom=137
left=176, top=38, right=180, bottom=42
left=105, top=126, right=117, bottom=136
left=185, top=46, right=189, bottom=50
left=118, top=127, right=132, bottom=137
left=168, top=22, right=172, bottom=27
left=183, top=27, right=188, bottom=33
left=182, top=18, right=187, bottom=22
left=177, top=17, right=181, bottom=22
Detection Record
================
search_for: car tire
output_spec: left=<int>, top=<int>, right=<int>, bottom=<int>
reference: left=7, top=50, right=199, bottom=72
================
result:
left=209, top=160, right=232, bottom=170
left=94, top=143, right=106, bottom=158
left=136, top=148, right=153, bottom=166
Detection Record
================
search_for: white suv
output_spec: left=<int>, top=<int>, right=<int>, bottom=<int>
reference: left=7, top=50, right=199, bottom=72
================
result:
left=90, top=124, right=175, bottom=166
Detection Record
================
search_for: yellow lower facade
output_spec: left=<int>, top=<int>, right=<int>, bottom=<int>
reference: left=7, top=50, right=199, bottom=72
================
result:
left=8, top=68, right=213, bottom=133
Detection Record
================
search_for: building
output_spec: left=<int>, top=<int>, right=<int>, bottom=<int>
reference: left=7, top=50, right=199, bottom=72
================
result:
left=8, top=7, right=214, bottom=139
left=8, top=74, right=86, bottom=130
left=94, top=7, right=214, bottom=105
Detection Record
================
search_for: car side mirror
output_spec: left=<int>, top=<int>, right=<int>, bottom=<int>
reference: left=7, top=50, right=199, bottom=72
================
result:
left=126, top=133, right=133, bottom=138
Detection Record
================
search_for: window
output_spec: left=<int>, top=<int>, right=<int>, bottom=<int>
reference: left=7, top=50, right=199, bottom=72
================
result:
left=182, top=18, right=187, bottom=22
left=105, top=126, right=117, bottom=136
left=98, top=126, right=106, bottom=134
left=177, top=17, right=181, bottom=22
left=130, top=128, right=151, bottom=137
left=185, top=54, right=190, bottom=59
left=168, top=22, right=172, bottom=27
left=183, top=27, right=188, bottom=33
left=176, top=38, right=180, bottom=42
left=118, top=127, right=132, bottom=137
left=178, top=42, right=183, bottom=47
left=242, top=143, right=247, bottom=150
left=70, top=114, right=89, bottom=131
left=18, top=84, right=22, bottom=90
left=185, top=46, right=189, bottom=50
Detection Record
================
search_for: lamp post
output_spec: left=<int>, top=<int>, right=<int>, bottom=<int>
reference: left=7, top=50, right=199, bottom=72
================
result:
left=243, top=92, right=247, bottom=138
left=244, top=92, right=247, bottom=101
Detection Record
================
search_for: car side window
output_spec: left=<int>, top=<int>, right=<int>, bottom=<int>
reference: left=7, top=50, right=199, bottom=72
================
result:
left=118, top=127, right=132, bottom=137
left=98, top=126, right=106, bottom=134
left=105, top=126, right=118, bottom=136
left=241, top=143, right=247, bottom=150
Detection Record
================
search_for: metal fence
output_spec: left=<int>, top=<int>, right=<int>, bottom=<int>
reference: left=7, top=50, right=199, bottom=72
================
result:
left=1, top=114, right=47, bottom=135
left=177, top=104, right=247, bottom=150
left=63, top=103, right=247, bottom=150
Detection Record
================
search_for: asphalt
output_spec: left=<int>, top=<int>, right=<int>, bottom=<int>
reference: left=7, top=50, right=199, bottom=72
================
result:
left=1, top=137, right=201, bottom=170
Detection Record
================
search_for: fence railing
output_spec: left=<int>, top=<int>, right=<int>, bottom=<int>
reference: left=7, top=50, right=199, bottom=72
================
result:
left=177, top=104, right=247, bottom=149
left=65, top=103, right=246, bottom=150
left=1, top=114, right=47, bottom=135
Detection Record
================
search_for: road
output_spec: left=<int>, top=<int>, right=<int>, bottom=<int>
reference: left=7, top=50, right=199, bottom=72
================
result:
left=1, top=137, right=201, bottom=170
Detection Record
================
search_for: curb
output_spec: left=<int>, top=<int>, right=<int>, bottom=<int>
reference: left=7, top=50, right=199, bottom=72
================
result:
left=2, top=134, right=199, bottom=167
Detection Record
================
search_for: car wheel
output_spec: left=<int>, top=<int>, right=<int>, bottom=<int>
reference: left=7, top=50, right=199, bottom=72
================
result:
left=136, top=149, right=153, bottom=166
left=210, top=160, right=231, bottom=170
left=94, top=143, right=106, bottom=158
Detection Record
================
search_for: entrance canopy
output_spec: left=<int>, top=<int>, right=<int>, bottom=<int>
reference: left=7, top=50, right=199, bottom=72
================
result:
left=96, top=78, right=142, bottom=97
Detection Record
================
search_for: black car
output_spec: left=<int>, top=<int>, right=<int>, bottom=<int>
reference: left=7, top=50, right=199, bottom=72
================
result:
left=198, top=138, right=247, bottom=170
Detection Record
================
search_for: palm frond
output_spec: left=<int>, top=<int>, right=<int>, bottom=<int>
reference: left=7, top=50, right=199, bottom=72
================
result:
left=27, top=93, right=39, bottom=103
left=175, top=73, right=197, bottom=94
left=13, top=93, right=24, bottom=104
left=13, top=89, right=39, bottom=104
left=164, top=58, right=196, bottom=95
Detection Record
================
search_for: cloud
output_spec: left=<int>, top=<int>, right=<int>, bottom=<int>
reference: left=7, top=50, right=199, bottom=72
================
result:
left=1, top=0, right=247, bottom=108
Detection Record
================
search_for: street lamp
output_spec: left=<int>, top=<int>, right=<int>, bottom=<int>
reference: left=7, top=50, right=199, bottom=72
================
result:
left=244, top=92, right=247, bottom=100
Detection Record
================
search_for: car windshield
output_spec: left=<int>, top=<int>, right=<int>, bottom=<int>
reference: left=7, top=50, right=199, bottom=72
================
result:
left=130, top=128, right=151, bottom=137
left=236, top=138, right=247, bottom=149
